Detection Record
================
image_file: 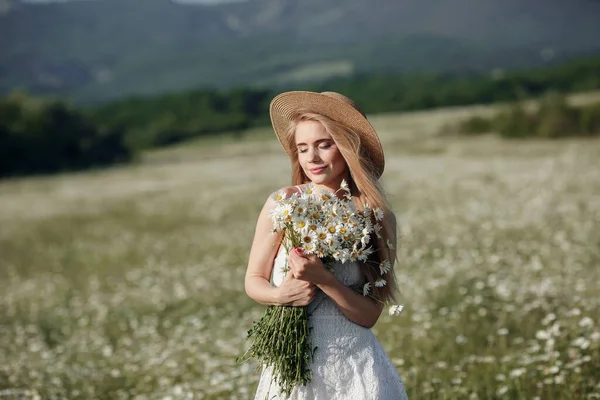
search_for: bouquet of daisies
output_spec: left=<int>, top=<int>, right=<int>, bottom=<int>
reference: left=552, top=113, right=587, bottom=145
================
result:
left=238, top=180, right=398, bottom=396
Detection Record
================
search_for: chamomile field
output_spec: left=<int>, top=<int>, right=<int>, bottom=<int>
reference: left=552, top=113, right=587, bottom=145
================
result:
left=0, top=95, right=599, bottom=399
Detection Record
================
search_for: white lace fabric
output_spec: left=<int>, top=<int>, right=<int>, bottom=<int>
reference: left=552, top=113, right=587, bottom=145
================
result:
left=255, top=247, right=408, bottom=399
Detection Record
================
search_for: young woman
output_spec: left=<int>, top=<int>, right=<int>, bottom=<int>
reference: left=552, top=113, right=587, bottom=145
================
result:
left=245, top=91, right=408, bottom=399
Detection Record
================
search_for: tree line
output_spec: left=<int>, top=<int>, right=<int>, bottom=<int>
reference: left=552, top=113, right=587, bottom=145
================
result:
left=0, top=92, right=132, bottom=178
left=456, top=92, right=600, bottom=138
left=90, top=57, right=600, bottom=149
left=1, top=57, right=599, bottom=178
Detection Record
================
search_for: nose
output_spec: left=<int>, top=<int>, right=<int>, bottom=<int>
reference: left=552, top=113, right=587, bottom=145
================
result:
left=308, top=147, right=322, bottom=162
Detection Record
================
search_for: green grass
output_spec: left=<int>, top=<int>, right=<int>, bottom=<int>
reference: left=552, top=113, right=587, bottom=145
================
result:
left=0, top=103, right=599, bottom=399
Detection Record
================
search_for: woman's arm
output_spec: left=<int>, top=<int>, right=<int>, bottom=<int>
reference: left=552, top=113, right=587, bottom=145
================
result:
left=244, top=192, right=316, bottom=307
left=288, top=249, right=383, bottom=328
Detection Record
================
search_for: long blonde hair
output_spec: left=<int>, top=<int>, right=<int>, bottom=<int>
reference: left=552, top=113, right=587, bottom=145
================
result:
left=284, top=110, right=398, bottom=302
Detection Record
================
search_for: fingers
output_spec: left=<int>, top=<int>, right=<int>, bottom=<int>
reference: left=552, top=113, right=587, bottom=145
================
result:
left=283, top=269, right=294, bottom=280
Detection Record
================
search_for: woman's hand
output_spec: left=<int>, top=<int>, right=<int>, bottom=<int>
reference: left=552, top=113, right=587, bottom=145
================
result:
left=287, top=247, right=334, bottom=286
left=275, top=268, right=316, bottom=306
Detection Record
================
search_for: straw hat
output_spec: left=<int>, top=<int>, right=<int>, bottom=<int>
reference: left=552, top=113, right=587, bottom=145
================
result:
left=269, top=91, right=385, bottom=179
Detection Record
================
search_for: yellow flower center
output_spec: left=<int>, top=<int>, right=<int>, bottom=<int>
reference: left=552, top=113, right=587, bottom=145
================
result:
left=309, top=224, right=318, bottom=231
left=297, top=221, right=306, bottom=229
left=318, top=233, right=327, bottom=240
left=303, top=236, right=312, bottom=243
left=328, top=226, right=336, bottom=234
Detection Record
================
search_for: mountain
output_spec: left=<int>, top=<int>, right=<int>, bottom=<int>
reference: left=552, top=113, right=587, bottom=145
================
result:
left=2, top=0, right=600, bottom=103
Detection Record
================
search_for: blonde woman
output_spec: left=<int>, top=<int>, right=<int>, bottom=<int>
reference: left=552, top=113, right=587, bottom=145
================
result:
left=245, top=91, right=408, bottom=399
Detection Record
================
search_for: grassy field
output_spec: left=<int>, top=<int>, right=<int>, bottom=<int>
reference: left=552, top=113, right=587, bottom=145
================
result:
left=1, top=97, right=599, bottom=399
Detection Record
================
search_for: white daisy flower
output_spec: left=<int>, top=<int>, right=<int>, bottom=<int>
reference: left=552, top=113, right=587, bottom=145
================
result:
left=388, top=305, right=404, bottom=316
left=374, top=223, right=383, bottom=239
left=315, top=226, right=329, bottom=242
left=362, top=282, right=371, bottom=296
left=272, top=190, right=287, bottom=202
left=379, top=260, right=391, bottom=274
left=325, top=223, right=338, bottom=235
left=360, top=233, right=371, bottom=247
left=280, top=204, right=293, bottom=218
left=301, top=233, right=316, bottom=246
left=362, top=205, right=372, bottom=218
left=356, top=248, right=370, bottom=262
left=294, top=218, right=310, bottom=234
left=294, top=202, right=308, bottom=217
left=340, top=179, right=350, bottom=192
left=301, top=186, right=315, bottom=199
left=375, top=278, right=387, bottom=287
left=320, top=191, right=334, bottom=201
left=325, top=236, right=341, bottom=251
left=373, top=208, right=384, bottom=221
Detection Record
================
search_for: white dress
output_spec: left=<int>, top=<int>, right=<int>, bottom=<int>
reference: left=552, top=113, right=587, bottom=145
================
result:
left=254, top=246, right=408, bottom=400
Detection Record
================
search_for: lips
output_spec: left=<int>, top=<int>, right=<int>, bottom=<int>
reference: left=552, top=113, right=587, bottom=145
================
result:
left=309, top=167, right=326, bottom=174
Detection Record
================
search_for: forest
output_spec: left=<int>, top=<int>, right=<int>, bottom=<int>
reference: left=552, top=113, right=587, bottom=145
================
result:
left=1, top=57, right=599, bottom=178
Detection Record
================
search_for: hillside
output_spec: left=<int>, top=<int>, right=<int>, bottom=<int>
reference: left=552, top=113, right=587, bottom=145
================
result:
left=2, top=0, right=600, bottom=103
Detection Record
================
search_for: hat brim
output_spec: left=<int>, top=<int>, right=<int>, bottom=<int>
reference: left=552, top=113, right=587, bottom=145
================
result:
left=269, top=91, right=385, bottom=179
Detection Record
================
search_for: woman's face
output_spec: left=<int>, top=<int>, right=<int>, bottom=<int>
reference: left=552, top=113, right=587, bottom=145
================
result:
left=294, top=120, right=348, bottom=191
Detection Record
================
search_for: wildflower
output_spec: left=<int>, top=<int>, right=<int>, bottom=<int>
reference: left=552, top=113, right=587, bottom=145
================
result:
left=273, top=190, right=287, bottom=202
left=360, top=233, right=371, bottom=247
left=536, top=330, right=551, bottom=340
left=509, top=368, right=526, bottom=378
left=547, top=365, right=560, bottom=374
left=340, top=179, right=350, bottom=192
left=314, top=227, right=328, bottom=241
left=294, top=218, right=309, bottom=233
left=579, top=317, right=594, bottom=328
left=280, top=204, right=293, bottom=218
left=567, top=308, right=581, bottom=317
left=373, top=208, right=384, bottom=221
left=542, top=313, right=557, bottom=326
left=375, top=278, right=387, bottom=287
left=379, top=260, right=391, bottom=275
left=362, top=282, right=371, bottom=296
left=455, top=335, right=467, bottom=344
left=496, top=386, right=509, bottom=396
left=374, top=223, right=382, bottom=238
left=389, top=305, right=404, bottom=316
left=572, top=337, right=590, bottom=349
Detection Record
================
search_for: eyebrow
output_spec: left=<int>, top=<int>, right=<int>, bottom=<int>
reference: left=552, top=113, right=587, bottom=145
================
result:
left=296, top=138, right=333, bottom=147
